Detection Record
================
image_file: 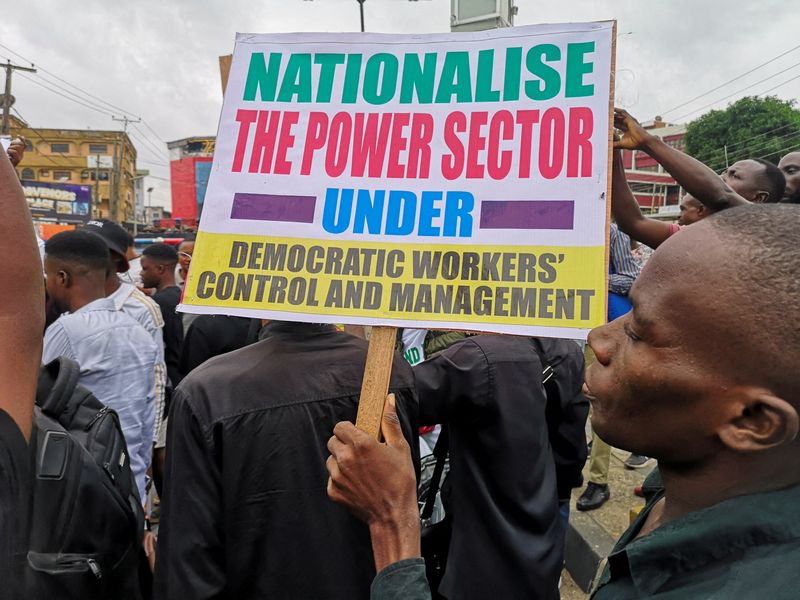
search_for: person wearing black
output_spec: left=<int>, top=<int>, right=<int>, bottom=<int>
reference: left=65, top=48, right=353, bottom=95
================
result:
left=178, top=315, right=254, bottom=376
left=154, top=321, right=419, bottom=599
left=412, top=334, right=587, bottom=600
left=141, top=243, right=184, bottom=388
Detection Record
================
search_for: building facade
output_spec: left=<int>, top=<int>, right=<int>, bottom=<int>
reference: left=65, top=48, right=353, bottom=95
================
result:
left=619, top=117, right=686, bottom=216
left=168, top=136, right=215, bottom=228
left=9, top=115, right=138, bottom=224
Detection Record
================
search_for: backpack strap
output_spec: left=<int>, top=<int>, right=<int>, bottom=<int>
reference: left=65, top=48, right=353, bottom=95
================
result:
left=529, top=338, right=558, bottom=401
left=36, top=357, right=81, bottom=419
left=421, top=425, right=449, bottom=521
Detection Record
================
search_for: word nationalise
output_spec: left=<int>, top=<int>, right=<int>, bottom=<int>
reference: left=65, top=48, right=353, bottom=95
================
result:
left=242, top=43, right=597, bottom=105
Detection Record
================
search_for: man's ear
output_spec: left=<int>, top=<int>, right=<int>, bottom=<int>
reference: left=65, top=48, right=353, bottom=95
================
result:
left=58, top=269, right=72, bottom=289
left=752, top=190, right=770, bottom=204
left=718, top=387, right=799, bottom=452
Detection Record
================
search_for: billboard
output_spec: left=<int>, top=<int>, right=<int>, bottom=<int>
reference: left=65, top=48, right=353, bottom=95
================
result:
left=22, top=180, right=92, bottom=224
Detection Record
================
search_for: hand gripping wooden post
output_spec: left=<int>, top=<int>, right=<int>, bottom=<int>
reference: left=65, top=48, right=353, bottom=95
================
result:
left=355, top=326, right=398, bottom=440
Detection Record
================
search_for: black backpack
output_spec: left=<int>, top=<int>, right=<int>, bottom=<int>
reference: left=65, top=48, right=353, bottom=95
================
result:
left=27, top=356, right=145, bottom=599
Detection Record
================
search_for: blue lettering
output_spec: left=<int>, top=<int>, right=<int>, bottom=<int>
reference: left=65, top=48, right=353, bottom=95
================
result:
left=385, top=190, right=417, bottom=235
left=322, top=187, right=353, bottom=234
left=353, top=189, right=385, bottom=234
left=418, top=191, right=442, bottom=237
left=443, top=191, right=474, bottom=236
left=321, top=187, right=473, bottom=237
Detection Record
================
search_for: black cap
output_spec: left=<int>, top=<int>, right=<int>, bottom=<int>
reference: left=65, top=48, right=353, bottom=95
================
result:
left=84, top=219, right=130, bottom=272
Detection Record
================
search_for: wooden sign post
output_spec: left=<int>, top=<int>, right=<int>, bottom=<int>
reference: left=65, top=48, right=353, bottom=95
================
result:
left=355, top=326, right=397, bottom=439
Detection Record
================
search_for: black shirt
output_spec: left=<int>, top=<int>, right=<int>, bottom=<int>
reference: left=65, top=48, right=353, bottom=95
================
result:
left=152, top=286, right=184, bottom=388
left=178, top=315, right=253, bottom=376
left=0, top=410, right=30, bottom=600
left=154, top=322, right=419, bottom=600
left=415, top=335, right=563, bottom=600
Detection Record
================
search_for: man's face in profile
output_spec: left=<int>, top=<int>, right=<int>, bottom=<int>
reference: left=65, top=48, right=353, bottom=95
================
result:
left=584, top=223, right=736, bottom=463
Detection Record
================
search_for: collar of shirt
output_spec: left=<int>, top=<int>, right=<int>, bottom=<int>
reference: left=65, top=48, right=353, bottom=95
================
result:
left=257, top=321, right=338, bottom=342
left=107, top=282, right=136, bottom=311
left=74, top=297, right=117, bottom=314
left=599, top=482, right=800, bottom=596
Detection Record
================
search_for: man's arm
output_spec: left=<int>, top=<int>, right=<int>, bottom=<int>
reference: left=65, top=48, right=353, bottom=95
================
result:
left=0, top=143, right=44, bottom=440
left=615, top=108, right=748, bottom=211
left=413, top=338, right=485, bottom=426
left=611, top=150, right=675, bottom=249
left=327, top=395, right=431, bottom=600
left=153, top=388, right=225, bottom=599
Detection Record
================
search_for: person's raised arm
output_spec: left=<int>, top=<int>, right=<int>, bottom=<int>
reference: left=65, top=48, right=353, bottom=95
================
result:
left=615, top=108, right=748, bottom=211
left=611, top=150, right=674, bottom=248
left=0, top=138, right=44, bottom=440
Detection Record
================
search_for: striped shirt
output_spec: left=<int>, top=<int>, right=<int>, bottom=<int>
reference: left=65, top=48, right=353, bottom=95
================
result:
left=108, top=283, right=168, bottom=444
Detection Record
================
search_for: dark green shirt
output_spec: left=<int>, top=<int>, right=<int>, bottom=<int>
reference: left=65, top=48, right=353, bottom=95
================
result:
left=371, top=559, right=430, bottom=600
left=592, top=482, right=800, bottom=599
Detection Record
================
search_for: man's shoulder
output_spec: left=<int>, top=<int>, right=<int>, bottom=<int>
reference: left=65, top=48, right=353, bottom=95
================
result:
left=464, top=334, right=541, bottom=366
left=121, top=286, right=165, bottom=329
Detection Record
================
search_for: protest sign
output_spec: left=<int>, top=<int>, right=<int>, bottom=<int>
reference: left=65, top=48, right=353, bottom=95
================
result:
left=181, top=22, right=615, bottom=341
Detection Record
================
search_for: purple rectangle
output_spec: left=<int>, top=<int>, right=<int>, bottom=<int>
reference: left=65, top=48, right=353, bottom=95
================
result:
left=480, top=200, right=574, bottom=230
left=230, top=193, right=316, bottom=223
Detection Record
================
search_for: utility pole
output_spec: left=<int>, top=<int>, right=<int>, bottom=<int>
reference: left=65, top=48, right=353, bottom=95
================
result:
left=110, top=115, right=140, bottom=223
left=93, top=153, right=101, bottom=218
left=2, top=60, right=36, bottom=135
left=358, top=0, right=365, bottom=32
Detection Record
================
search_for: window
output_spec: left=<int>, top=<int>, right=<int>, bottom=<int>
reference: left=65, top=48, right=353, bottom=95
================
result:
left=24, top=140, right=32, bottom=151
left=51, top=143, right=70, bottom=154
left=21, top=168, right=35, bottom=180
left=90, top=171, right=109, bottom=181
left=80, top=170, right=90, bottom=179
left=53, top=170, right=72, bottom=181
left=40, top=169, right=50, bottom=177
left=88, top=143, right=108, bottom=154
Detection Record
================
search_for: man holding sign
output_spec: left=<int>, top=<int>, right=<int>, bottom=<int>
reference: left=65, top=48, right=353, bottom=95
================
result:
left=153, top=322, right=419, bottom=598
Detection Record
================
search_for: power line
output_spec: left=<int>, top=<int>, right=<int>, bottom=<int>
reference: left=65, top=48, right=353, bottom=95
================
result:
left=16, top=72, right=117, bottom=117
left=673, top=60, right=800, bottom=121
left=710, top=123, right=795, bottom=153
left=11, top=107, right=75, bottom=166
left=754, top=135, right=800, bottom=161
left=702, top=128, right=800, bottom=162
left=700, top=130, right=800, bottom=169
left=29, top=71, right=122, bottom=117
left=128, top=132, right=170, bottom=167
left=661, top=43, right=800, bottom=116
left=138, top=159, right=170, bottom=168
left=130, top=123, right=167, bottom=158
left=729, top=129, right=800, bottom=160
left=759, top=71, right=800, bottom=95
left=0, top=43, right=168, bottom=147
left=0, top=42, right=141, bottom=119
left=142, top=120, right=167, bottom=145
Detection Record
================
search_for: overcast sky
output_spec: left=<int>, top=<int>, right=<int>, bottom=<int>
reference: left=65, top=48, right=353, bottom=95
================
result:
left=2, top=0, right=798, bottom=210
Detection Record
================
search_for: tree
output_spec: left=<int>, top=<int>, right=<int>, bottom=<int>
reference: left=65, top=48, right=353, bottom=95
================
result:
left=684, top=96, right=800, bottom=172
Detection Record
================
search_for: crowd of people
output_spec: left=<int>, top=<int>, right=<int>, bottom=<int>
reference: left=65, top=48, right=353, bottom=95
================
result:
left=0, top=106, right=798, bottom=600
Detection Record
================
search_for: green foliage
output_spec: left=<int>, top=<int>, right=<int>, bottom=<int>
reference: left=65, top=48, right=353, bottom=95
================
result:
left=684, top=96, right=800, bottom=172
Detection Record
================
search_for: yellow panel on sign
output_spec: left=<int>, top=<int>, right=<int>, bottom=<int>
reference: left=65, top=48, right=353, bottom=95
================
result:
left=184, top=231, right=607, bottom=329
